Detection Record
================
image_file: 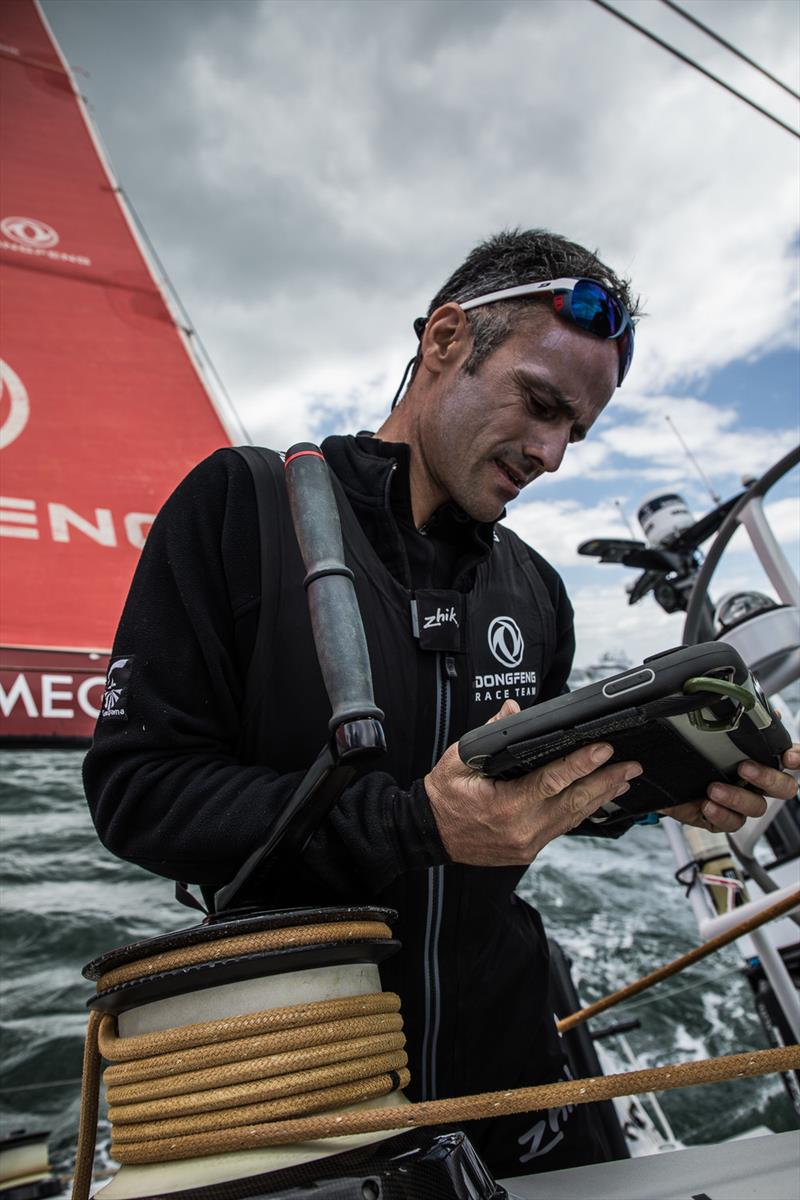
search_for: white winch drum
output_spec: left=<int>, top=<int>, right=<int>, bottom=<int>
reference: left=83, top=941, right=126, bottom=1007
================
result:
left=84, top=906, right=411, bottom=1199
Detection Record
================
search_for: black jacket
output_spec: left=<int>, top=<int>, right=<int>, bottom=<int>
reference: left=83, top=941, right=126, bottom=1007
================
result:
left=84, top=434, right=603, bottom=1176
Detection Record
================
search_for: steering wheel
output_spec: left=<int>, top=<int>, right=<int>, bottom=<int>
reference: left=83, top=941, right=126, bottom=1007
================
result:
left=682, top=444, right=800, bottom=647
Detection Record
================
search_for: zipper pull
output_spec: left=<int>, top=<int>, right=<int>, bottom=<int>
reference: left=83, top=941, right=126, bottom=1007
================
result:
left=410, top=599, right=420, bottom=639
left=445, top=655, right=457, bottom=680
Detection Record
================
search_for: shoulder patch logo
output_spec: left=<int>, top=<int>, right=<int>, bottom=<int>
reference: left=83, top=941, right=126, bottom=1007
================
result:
left=101, top=656, right=134, bottom=720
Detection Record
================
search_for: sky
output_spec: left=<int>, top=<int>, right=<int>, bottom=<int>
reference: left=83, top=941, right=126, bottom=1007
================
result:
left=40, top=0, right=800, bottom=669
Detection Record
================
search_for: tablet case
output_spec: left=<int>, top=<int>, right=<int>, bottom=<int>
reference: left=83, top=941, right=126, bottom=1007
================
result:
left=458, top=642, right=791, bottom=828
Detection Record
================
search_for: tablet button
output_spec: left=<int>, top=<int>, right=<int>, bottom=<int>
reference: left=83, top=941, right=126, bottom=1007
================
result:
left=602, top=668, right=655, bottom=696
left=643, top=647, right=682, bottom=663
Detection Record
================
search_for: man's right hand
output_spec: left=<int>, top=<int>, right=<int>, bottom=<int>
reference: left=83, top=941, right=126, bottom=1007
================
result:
left=424, top=699, right=643, bottom=866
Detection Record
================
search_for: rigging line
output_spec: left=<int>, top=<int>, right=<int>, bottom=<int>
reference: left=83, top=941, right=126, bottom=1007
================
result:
left=664, top=415, right=722, bottom=504
left=590, top=0, right=800, bottom=141
left=52, top=42, right=253, bottom=447
left=557, top=888, right=800, bottom=1032
left=613, top=962, right=744, bottom=1013
left=0, top=1076, right=83, bottom=1092
left=112, top=183, right=253, bottom=445
left=75, top=85, right=252, bottom=445
left=659, top=0, right=800, bottom=103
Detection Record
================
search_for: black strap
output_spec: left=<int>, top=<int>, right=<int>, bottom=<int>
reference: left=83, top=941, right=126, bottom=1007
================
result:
left=232, top=445, right=365, bottom=760
left=505, top=690, right=719, bottom=771
left=174, top=880, right=209, bottom=914
left=232, top=446, right=286, bottom=754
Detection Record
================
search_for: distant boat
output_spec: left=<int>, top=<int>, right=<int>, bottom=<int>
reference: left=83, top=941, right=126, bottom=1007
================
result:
left=0, top=0, right=244, bottom=744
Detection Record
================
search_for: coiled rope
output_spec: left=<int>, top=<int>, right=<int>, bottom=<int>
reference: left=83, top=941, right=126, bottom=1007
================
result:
left=72, top=919, right=409, bottom=1199
left=71, top=914, right=800, bottom=1200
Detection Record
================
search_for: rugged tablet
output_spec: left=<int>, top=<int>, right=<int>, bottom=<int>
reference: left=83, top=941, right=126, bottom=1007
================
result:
left=458, top=642, right=791, bottom=827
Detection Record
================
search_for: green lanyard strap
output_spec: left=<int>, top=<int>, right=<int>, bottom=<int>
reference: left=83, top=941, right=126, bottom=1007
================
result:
left=683, top=675, right=755, bottom=732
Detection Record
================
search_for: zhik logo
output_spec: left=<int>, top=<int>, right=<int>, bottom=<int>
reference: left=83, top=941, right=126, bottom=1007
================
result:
left=487, top=615, right=524, bottom=668
left=423, top=606, right=459, bottom=630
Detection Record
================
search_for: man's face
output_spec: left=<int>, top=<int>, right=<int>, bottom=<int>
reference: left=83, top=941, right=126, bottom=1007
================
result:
left=418, top=310, right=619, bottom=523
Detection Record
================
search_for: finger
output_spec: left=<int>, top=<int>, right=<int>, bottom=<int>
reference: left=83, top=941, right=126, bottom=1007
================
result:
left=549, top=764, right=643, bottom=836
left=487, top=698, right=521, bottom=724
left=737, top=760, right=799, bottom=800
left=659, top=801, right=702, bottom=824
left=533, top=742, right=616, bottom=798
left=780, top=744, right=800, bottom=772
left=707, top=782, right=768, bottom=821
left=538, top=754, right=643, bottom=819
left=699, top=799, right=748, bottom=834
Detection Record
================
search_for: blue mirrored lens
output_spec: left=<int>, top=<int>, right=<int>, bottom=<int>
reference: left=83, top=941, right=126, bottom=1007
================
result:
left=571, top=280, right=621, bottom=336
left=571, top=280, right=633, bottom=383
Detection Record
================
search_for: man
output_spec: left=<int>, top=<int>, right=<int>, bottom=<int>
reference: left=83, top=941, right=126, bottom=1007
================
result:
left=84, top=229, right=799, bottom=1177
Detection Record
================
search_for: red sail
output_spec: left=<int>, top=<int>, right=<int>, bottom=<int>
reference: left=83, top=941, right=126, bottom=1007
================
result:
left=0, top=0, right=239, bottom=740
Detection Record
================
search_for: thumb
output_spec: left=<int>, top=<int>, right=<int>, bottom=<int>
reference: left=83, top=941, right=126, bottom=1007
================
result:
left=488, top=698, right=521, bottom=724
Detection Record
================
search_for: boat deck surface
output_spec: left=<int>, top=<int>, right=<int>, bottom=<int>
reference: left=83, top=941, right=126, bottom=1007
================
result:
left=501, top=1129, right=800, bottom=1199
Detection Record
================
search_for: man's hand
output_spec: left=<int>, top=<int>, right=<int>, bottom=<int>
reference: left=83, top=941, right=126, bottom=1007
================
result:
left=664, top=744, right=800, bottom=834
left=424, top=699, right=643, bottom=866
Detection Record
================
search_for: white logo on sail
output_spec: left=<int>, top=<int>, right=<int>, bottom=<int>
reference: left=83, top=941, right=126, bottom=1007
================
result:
left=0, top=215, right=91, bottom=266
left=487, top=615, right=524, bottom=668
left=0, top=216, right=59, bottom=249
left=0, top=360, right=30, bottom=450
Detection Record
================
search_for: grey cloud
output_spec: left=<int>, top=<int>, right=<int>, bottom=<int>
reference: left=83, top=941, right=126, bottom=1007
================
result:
left=46, top=0, right=595, bottom=304
left=29, top=0, right=800, bottom=667
left=41, top=0, right=799, bottom=430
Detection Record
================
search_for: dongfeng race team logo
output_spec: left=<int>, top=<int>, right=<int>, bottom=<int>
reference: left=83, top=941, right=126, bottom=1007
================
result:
left=0, top=359, right=30, bottom=450
left=0, top=216, right=59, bottom=249
left=0, top=216, right=90, bottom=266
left=487, top=615, right=525, bottom=668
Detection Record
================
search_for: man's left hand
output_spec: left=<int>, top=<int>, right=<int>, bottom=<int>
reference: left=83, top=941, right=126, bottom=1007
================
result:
left=665, top=744, right=800, bottom=833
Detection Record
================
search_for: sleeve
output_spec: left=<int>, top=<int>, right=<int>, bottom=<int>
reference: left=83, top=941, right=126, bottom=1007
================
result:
left=82, top=449, right=447, bottom=898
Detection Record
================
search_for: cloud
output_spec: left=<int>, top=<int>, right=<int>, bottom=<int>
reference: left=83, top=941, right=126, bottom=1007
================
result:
left=567, top=579, right=686, bottom=666
left=598, top=392, right=798, bottom=489
left=504, top=497, right=631, bottom=566
left=512, top=384, right=797, bottom=505
left=42, top=0, right=800, bottom=445
left=37, top=0, right=799, bottom=668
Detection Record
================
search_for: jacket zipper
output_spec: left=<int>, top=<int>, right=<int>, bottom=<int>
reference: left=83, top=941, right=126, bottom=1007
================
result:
left=421, top=652, right=457, bottom=1099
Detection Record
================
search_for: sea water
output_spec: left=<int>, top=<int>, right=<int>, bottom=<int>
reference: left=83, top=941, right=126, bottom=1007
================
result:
left=0, top=749, right=795, bottom=1175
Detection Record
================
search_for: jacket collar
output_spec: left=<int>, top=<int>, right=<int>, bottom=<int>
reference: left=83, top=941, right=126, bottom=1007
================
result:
left=323, top=432, right=497, bottom=546
left=320, top=432, right=496, bottom=589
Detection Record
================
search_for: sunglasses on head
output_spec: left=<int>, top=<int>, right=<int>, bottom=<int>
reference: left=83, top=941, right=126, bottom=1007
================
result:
left=457, top=277, right=634, bottom=387
left=392, top=277, right=634, bottom=409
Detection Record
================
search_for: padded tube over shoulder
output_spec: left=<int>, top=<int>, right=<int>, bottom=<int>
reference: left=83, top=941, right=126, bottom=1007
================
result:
left=284, top=443, right=384, bottom=733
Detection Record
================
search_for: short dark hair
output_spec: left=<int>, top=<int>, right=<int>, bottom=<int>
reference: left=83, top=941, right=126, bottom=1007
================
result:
left=417, top=227, right=639, bottom=379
